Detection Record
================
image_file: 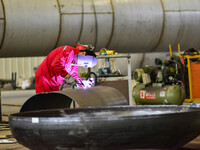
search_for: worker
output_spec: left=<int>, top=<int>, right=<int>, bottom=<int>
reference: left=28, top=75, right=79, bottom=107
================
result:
left=35, top=44, right=97, bottom=94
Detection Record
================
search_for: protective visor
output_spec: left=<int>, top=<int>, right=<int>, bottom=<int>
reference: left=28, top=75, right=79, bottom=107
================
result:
left=74, top=55, right=97, bottom=68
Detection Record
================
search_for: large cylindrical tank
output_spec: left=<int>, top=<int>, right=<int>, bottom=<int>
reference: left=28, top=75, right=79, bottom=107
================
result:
left=0, top=0, right=200, bottom=57
left=132, top=84, right=185, bottom=105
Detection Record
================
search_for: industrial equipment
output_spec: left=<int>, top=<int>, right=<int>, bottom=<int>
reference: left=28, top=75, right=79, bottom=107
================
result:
left=133, top=44, right=200, bottom=105
left=177, top=45, right=200, bottom=102
left=60, top=72, right=97, bottom=90
left=9, top=105, right=200, bottom=150
left=1, top=0, right=200, bottom=57
left=96, top=54, right=132, bottom=104
left=132, top=58, right=185, bottom=105
left=0, top=73, right=17, bottom=89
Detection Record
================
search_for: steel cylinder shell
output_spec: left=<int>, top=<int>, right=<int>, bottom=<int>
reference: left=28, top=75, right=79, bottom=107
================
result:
left=9, top=105, right=200, bottom=149
left=0, top=0, right=200, bottom=57
left=20, top=86, right=128, bottom=112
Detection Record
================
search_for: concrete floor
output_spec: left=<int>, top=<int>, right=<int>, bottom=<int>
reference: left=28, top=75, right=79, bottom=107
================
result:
left=0, top=130, right=200, bottom=150
left=1, top=89, right=200, bottom=150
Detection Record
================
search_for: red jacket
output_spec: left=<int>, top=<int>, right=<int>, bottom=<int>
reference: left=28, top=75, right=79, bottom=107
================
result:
left=35, top=46, right=82, bottom=94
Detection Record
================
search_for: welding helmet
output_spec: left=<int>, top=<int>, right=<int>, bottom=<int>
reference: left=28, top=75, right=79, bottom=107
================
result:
left=74, top=54, right=97, bottom=68
left=75, top=43, right=94, bottom=51
left=75, top=44, right=87, bottom=51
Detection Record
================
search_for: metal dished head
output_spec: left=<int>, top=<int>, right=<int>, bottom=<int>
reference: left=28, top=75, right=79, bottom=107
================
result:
left=9, top=105, right=200, bottom=150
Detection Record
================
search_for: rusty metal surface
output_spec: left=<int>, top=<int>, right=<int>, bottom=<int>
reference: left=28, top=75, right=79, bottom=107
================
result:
left=9, top=105, right=200, bottom=150
left=20, top=86, right=128, bottom=112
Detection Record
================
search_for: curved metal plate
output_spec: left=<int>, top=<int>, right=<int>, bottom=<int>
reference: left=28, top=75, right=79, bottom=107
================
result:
left=59, top=0, right=82, bottom=14
left=108, top=0, right=164, bottom=53
left=20, top=93, right=72, bottom=112
left=0, top=20, right=4, bottom=48
left=155, top=0, right=200, bottom=51
left=58, top=15, right=82, bottom=47
left=0, top=0, right=200, bottom=56
left=94, top=0, right=113, bottom=50
left=0, top=1, right=4, bottom=48
left=59, top=86, right=128, bottom=107
left=0, top=0, right=60, bottom=57
left=9, top=105, right=200, bottom=149
left=78, top=0, right=96, bottom=46
left=57, top=0, right=83, bottom=46
left=0, top=1, right=3, bottom=18
left=95, top=14, right=113, bottom=50
left=20, top=86, right=128, bottom=112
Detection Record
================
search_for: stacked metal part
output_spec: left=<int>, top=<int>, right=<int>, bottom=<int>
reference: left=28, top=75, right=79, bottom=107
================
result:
left=0, top=0, right=200, bottom=57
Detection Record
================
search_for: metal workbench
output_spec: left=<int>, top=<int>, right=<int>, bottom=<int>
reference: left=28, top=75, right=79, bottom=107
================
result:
left=96, top=54, right=132, bottom=105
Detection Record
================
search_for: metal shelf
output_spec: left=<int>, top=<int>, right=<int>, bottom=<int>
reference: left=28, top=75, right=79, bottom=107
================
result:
left=97, top=53, right=131, bottom=59
left=96, top=54, right=132, bottom=105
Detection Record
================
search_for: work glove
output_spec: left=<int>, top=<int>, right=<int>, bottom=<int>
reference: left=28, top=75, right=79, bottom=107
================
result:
left=75, top=78, right=94, bottom=88
left=76, top=79, right=84, bottom=88
left=81, top=78, right=94, bottom=88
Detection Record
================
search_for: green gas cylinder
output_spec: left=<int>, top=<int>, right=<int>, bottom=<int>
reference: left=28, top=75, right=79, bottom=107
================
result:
left=132, top=83, right=185, bottom=105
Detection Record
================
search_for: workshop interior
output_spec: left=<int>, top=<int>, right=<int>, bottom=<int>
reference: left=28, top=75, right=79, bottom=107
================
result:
left=1, top=0, right=200, bottom=150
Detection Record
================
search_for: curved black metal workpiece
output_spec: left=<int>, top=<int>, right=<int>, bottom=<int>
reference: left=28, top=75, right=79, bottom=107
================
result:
left=20, top=86, right=128, bottom=112
left=10, top=105, right=200, bottom=150
left=20, top=93, right=73, bottom=112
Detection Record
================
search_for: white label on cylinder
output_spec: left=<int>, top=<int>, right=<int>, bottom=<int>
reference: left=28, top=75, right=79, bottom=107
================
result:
left=32, top=118, right=39, bottom=123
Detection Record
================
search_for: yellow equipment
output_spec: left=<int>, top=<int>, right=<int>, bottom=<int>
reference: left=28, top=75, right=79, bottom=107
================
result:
left=169, top=44, right=200, bottom=102
left=99, top=48, right=117, bottom=55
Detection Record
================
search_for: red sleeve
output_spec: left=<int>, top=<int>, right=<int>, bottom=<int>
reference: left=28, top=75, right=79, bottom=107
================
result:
left=64, top=50, right=82, bottom=82
left=51, top=50, right=68, bottom=77
left=70, top=65, right=82, bottom=82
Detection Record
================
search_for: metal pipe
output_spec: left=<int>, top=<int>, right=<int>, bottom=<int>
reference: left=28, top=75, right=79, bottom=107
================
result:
left=20, top=86, right=128, bottom=112
left=9, top=105, right=200, bottom=149
left=0, top=0, right=200, bottom=57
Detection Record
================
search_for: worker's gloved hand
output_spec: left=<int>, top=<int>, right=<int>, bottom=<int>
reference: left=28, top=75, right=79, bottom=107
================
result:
left=76, top=80, right=85, bottom=88
left=82, top=79, right=94, bottom=88
left=75, top=78, right=94, bottom=88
